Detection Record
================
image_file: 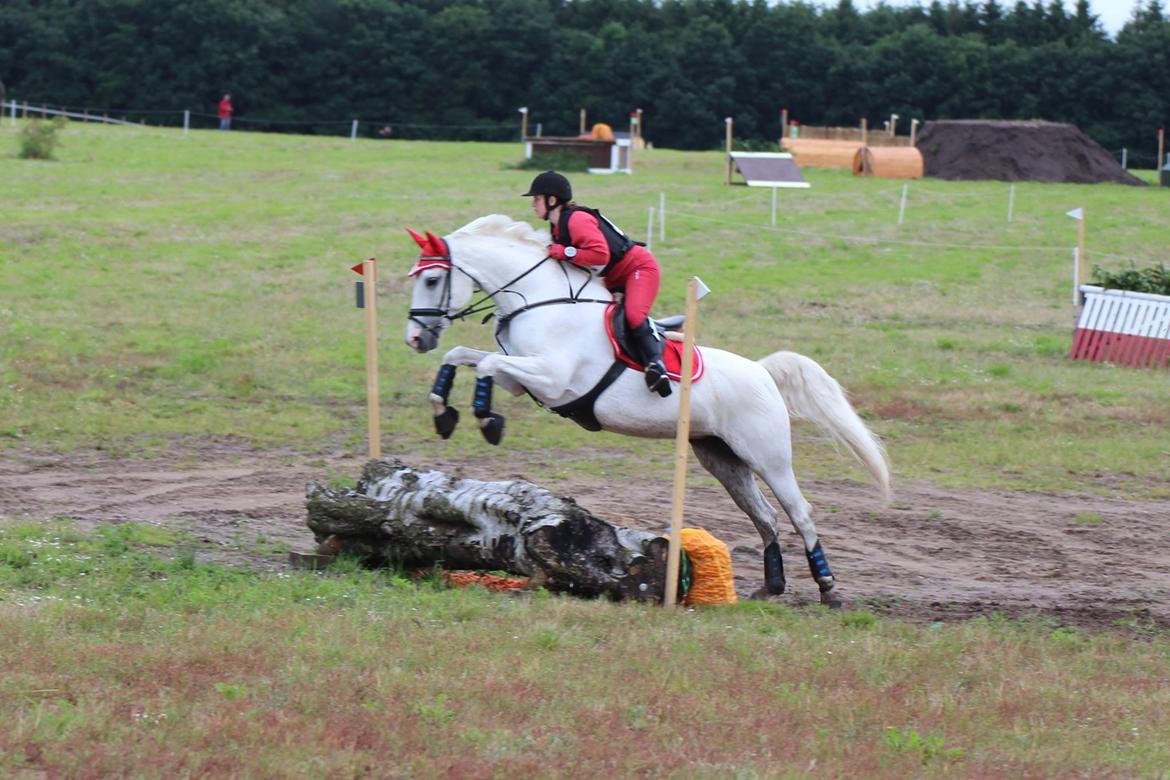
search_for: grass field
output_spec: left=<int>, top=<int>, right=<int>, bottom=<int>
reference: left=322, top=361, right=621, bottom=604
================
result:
left=2, top=520, right=1168, bottom=778
left=3, top=121, right=1170, bottom=777
left=3, top=120, right=1169, bottom=494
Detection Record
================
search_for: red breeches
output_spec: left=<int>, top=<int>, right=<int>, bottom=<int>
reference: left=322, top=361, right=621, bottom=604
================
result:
left=606, top=249, right=660, bottom=328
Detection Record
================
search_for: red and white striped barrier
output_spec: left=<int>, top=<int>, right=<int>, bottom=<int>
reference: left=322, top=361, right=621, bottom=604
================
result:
left=1071, top=285, right=1170, bottom=368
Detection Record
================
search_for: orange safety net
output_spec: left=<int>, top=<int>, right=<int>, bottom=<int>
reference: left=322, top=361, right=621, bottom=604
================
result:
left=410, top=569, right=530, bottom=592
left=680, top=527, right=738, bottom=606
left=442, top=571, right=530, bottom=591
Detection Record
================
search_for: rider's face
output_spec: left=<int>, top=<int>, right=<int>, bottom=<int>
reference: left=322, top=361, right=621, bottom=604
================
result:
left=531, top=195, right=548, bottom=219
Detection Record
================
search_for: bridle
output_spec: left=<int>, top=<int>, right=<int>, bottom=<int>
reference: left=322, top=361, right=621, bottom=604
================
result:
left=408, top=241, right=612, bottom=350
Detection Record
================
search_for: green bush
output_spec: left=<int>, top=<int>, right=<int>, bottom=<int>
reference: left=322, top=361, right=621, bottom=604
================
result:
left=19, top=117, right=67, bottom=159
left=1091, top=262, right=1170, bottom=296
left=511, top=150, right=590, bottom=172
left=733, top=137, right=779, bottom=152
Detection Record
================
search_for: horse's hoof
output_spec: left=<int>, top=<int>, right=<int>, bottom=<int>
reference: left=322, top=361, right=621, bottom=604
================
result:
left=749, top=587, right=781, bottom=601
left=433, top=406, right=459, bottom=439
left=479, top=413, right=505, bottom=445
left=819, top=585, right=843, bottom=609
left=654, top=378, right=672, bottom=398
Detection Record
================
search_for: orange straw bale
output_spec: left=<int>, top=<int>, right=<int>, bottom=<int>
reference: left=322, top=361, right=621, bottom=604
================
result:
left=680, top=528, right=737, bottom=606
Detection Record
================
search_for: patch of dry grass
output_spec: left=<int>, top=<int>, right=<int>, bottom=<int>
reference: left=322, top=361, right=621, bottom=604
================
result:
left=1, top=522, right=1168, bottom=778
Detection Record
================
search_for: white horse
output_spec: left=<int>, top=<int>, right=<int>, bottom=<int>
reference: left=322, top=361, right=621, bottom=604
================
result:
left=403, top=215, right=890, bottom=604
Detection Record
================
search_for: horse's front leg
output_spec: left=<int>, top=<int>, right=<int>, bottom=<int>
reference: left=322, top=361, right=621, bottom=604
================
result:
left=427, top=348, right=528, bottom=440
left=470, top=353, right=570, bottom=446
left=425, top=347, right=488, bottom=439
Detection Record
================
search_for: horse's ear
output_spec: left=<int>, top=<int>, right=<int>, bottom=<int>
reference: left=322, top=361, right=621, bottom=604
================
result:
left=425, top=231, right=447, bottom=257
left=405, top=228, right=428, bottom=249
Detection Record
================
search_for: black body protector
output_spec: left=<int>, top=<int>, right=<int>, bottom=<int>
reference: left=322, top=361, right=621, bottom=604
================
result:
left=553, top=205, right=671, bottom=397
left=552, top=205, right=638, bottom=277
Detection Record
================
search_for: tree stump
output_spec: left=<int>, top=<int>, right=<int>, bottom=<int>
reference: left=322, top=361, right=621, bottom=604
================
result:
left=305, top=458, right=672, bottom=602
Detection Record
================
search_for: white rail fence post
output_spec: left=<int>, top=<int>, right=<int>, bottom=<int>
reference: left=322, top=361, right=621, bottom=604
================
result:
left=646, top=206, right=655, bottom=251
left=350, top=119, right=358, bottom=141
left=659, top=192, right=665, bottom=242
left=1007, top=184, right=1015, bottom=223
left=183, top=110, right=190, bottom=136
left=897, top=183, right=908, bottom=226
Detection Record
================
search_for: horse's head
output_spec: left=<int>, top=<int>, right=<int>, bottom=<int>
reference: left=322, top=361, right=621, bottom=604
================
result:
left=403, top=228, right=472, bottom=353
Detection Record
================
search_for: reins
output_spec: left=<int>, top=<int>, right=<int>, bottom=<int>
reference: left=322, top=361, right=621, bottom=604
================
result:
left=408, top=245, right=612, bottom=351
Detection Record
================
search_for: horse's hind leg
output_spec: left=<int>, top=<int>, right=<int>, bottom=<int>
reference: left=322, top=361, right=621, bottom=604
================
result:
left=718, top=419, right=842, bottom=607
left=753, top=464, right=841, bottom=607
left=691, top=437, right=787, bottom=595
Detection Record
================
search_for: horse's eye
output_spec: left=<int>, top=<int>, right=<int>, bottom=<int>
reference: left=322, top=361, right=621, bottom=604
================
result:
left=425, top=277, right=439, bottom=289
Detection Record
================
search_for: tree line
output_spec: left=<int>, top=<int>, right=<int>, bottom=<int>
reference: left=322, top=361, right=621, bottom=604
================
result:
left=2, top=0, right=1168, bottom=163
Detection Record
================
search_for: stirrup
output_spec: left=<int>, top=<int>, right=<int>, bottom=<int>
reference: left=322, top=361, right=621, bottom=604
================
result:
left=645, top=363, right=672, bottom=397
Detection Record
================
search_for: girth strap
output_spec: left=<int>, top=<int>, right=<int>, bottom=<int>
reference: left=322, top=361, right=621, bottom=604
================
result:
left=548, top=359, right=629, bottom=432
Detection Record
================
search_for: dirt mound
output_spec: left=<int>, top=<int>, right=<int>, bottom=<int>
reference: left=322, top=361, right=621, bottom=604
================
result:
left=917, top=120, right=1145, bottom=185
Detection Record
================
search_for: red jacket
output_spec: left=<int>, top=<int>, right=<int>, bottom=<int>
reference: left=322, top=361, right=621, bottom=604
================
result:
left=549, top=209, right=655, bottom=287
left=218, top=99, right=233, bottom=119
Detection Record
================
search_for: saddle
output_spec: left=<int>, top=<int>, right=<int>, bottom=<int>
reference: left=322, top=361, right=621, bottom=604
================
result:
left=609, top=307, right=686, bottom=355
left=550, top=304, right=703, bottom=432
left=605, top=304, right=702, bottom=382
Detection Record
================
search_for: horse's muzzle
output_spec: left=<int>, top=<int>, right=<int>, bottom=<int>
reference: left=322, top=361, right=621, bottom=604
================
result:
left=400, top=315, right=439, bottom=355
left=406, top=329, right=439, bottom=353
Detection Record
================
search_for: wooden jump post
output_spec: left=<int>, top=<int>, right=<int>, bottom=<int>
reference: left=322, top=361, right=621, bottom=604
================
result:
left=351, top=259, right=381, bottom=458
left=579, top=108, right=586, bottom=135
left=664, top=276, right=710, bottom=607
left=519, top=107, right=528, bottom=140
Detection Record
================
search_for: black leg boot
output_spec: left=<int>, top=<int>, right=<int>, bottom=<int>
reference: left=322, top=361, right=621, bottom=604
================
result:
left=631, top=320, right=672, bottom=397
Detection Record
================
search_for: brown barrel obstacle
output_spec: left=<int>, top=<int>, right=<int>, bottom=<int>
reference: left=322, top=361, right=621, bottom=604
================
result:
left=781, top=138, right=859, bottom=169
left=852, top=146, right=924, bottom=179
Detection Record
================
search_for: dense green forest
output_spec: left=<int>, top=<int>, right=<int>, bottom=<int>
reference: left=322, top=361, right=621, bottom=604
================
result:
left=2, top=0, right=1167, bottom=162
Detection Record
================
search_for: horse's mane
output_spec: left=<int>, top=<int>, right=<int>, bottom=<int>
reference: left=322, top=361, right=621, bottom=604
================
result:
left=450, top=214, right=548, bottom=253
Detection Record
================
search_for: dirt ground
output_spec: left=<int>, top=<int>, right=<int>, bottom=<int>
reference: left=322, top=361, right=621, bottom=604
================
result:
left=3, top=442, right=1168, bottom=633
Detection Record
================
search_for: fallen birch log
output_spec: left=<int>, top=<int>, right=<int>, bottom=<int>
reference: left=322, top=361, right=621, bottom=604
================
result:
left=306, top=458, right=671, bottom=601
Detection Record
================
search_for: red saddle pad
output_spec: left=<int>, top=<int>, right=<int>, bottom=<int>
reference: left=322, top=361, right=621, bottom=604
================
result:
left=604, top=304, right=705, bottom=383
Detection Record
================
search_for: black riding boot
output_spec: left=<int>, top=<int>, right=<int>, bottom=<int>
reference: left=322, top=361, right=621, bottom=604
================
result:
left=630, top=319, right=672, bottom=397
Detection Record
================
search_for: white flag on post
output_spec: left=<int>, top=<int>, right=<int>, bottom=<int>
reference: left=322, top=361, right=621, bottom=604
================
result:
left=1066, top=207, right=1084, bottom=220
left=695, top=276, right=712, bottom=301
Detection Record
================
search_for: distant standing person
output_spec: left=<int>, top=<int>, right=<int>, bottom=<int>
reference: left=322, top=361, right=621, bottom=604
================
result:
left=218, top=94, right=233, bottom=130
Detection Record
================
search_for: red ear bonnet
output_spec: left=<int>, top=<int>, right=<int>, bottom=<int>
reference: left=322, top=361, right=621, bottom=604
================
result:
left=406, top=228, right=428, bottom=249
left=405, top=228, right=452, bottom=276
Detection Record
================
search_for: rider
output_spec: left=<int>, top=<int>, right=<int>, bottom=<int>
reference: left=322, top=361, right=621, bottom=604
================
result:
left=523, top=170, right=671, bottom=397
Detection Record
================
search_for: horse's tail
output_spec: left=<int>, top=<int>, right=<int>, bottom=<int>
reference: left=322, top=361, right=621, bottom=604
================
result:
left=758, top=351, right=891, bottom=503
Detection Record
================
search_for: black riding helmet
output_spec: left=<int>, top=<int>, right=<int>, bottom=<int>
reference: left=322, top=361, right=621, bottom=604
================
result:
left=523, top=171, right=572, bottom=203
